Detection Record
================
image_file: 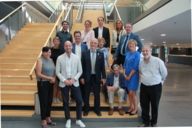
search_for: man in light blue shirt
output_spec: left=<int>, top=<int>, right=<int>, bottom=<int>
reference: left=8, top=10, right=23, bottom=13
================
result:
left=139, top=45, right=167, bottom=127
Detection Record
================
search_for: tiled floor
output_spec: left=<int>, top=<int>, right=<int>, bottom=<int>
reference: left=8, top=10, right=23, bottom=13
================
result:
left=2, top=63, right=192, bottom=127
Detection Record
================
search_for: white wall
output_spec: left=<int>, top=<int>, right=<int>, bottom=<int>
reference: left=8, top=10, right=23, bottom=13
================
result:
left=133, top=0, right=191, bottom=32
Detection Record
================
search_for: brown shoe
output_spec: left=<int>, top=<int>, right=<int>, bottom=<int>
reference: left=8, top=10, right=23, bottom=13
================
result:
left=118, top=108, right=124, bottom=115
left=108, top=108, right=113, bottom=115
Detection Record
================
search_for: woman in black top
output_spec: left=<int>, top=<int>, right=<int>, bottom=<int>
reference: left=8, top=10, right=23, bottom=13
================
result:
left=51, top=37, right=63, bottom=103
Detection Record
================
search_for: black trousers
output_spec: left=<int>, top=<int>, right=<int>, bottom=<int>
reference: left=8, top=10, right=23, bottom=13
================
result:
left=140, top=83, right=162, bottom=125
left=37, top=81, right=53, bottom=120
left=84, top=75, right=101, bottom=113
left=112, top=54, right=125, bottom=68
left=61, top=85, right=82, bottom=120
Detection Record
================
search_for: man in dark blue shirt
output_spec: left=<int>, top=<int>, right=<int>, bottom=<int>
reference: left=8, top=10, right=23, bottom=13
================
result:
left=56, top=21, right=73, bottom=53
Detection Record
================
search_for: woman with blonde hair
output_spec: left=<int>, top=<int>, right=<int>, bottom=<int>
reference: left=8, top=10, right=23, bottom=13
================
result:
left=81, top=20, right=95, bottom=48
left=111, top=19, right=126, bottom=53
left=123, top=39, right=140, bottom=115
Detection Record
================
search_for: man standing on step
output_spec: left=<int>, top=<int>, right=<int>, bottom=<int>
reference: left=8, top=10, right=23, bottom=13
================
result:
left=56, top=41, right=86, bottom=128
left=81, top=38, right=106, bottom=117
left=56, top=21, right=73, bottom=53
left=114, top=23, right=143, bottom=66
left=93, top=16, right=110, bottom=48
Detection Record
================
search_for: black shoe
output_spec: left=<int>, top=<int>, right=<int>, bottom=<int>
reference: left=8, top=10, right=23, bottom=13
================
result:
left=47, top=121, right=56, bottom=126
left=83, top=112, right=89, bottom=116
left=138, top=123, right=150, bottom=127
left=95, top=111, right=102, bottom=116
left=151, top=124, right=157, bottom=127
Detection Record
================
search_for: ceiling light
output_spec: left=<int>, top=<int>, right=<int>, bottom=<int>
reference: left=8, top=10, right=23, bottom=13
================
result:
left=141, top=38, right=144, bottom=41
left=162, top=41, right=166, bottom=44
left=176, top=43, right=180, bottom=45
left=160, top=34, right=166, bottom=37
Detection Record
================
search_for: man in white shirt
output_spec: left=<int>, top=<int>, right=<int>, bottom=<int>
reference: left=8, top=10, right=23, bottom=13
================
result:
left=139, top=45, right=167, bottom=127
left=56, top=41, right=86, bottom=128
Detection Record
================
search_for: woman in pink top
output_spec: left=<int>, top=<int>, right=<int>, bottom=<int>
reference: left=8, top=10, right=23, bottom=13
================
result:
left=81, top=20, right=95, bottom=48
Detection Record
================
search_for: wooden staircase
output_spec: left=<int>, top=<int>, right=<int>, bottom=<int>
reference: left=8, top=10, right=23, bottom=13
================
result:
left=0, top=23, right=54, bottom=106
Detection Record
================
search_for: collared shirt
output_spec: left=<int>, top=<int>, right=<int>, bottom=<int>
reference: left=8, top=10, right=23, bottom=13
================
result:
left=65, top=54, right=72, bottom=78
left=139, top=56, right=168, bottom=86
left=90, top=50, right=96, bottom=74
left=75, top=43, right=82, bottom=59
left=121, top=34, right=130, bottom=55
left=113, top=75, right=119, bottom=88
left=98, top=27, right=103, bottom=38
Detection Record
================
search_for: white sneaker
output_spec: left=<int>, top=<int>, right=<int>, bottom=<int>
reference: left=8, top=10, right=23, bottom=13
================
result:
left=65, top=119, right=71, bottom=128
left=76, top=120, right=86, bottom=128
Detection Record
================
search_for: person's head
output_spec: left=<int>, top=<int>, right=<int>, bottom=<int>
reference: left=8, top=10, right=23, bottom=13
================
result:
left=90, top=38, right=98, bottom=51
left=84, top=20, right=92, bottom=30
left=125, top=23, right=132, bottom=34
left=142, top=45, right=152, bottom=60
left=64, top=41, right=72, bottom=54
left=61, top=21, right=69, bottom=31
left=74, top=31, right=81, bottom=44
left=128, top=39, right=137, bottom=52
left=53, top=36, right=60, bottom=48
left=112, top=64, right=120, bottom=76
left=98, top=37, right=105, bottom=48
left=97, top=16, right=104, bottom=27
left=116, top=20, right=123, bottom=31
left=42, top=46, right=51, bottom=59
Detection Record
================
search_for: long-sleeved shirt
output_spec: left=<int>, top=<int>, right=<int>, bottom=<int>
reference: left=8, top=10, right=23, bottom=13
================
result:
left=139, top=56, right=168, bottom=86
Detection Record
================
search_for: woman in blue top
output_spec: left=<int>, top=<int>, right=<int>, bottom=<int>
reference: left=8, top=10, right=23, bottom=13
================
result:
left=123, top=39, right=140, bottom=115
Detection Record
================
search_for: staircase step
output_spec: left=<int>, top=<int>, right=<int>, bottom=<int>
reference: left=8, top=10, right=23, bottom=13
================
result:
left=1, top=110, right=138, bottom=118
left=1, top=110, right=34, bottom=117
left=1, top=84, right=36, bottom=91
left=0, top=58, right=36, bottom=63
left=1, top=77, right=36, bottom=83
left=0, top=63, right=33, bottom=69
left=1, top=70, right=30, bottom=76
left=1, top=90, right=35, bottom=102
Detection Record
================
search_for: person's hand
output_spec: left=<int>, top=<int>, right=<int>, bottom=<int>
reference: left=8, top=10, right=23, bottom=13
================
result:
left=125, top=75, right=131, bottom=80
left=80, top=78, right=85, bottom=85
left=70, top=78, right=76, bottom=85
left=101, top=79, right=106, bottom=85
left=50, top=77, right=55, bottom=84
left=64, top=80, right=71, bottom=86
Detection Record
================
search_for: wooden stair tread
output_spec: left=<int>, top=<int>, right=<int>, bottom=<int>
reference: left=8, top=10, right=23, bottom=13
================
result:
left=1, top=110, right=34, bottom=117
left=1, top=90, right=36, bottom=94
left=1, top=110, right=138, bottom=118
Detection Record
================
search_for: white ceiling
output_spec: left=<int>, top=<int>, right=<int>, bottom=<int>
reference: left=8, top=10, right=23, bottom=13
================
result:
left=133, top=8, right=191, bottom=48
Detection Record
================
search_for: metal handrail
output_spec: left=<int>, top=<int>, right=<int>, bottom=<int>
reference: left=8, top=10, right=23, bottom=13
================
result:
left=48, top=1, right=63, bottom=22
left=25, top=3, right=49, bottom=20
left=103, top=2, right=108, bottom=23
left=114, top=5, right=121, bottom=21
left=76, top=1, right=84, bottom=22
left=0, top=4, right=23, bottom=23
left=64, top=4, right=73, bottom=21
left=29, top=5, right=67, bottom=80
left=0, top=2, right=48, bottom=23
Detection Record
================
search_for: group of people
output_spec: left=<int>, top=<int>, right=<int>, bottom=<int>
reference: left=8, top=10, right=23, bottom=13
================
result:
left=35, top=16, right=168, bottom=128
